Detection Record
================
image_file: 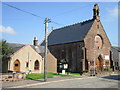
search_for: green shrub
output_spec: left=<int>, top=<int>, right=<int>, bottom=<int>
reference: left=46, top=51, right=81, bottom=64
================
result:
left=81, top=70, right=88, bottom=73
left=104, top=68, right=112, bottom=71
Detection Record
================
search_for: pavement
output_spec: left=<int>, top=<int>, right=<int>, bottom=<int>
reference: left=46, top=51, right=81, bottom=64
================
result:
left=2, top=75, right=82, bottom=88
left=2, top=74, right=120, bottom=89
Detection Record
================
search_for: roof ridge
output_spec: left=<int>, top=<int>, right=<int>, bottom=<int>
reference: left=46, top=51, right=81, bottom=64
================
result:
left=8, top=43, right=26, bottom=45
left=8, top=43, right=32, bottom=46
left=54, top=18, right=94, bottom=31
left=112, top=46, right=120, bottom=48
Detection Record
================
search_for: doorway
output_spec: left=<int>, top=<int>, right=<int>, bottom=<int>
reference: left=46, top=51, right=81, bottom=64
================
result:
left=96, top=55, right=103, bottom=71
left=14, top=60, right=20, bottom=72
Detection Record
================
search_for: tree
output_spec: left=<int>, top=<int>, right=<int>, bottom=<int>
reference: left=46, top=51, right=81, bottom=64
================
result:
left=0, top=40, right=13, bottom=73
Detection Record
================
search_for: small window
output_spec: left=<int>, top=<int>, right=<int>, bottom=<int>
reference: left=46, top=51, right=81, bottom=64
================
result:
left=97, top=25, right=99, bottom=29
left=26, top=62, right=29, bottom=67
left=81, top=49, right=84, bottom=59
left=15, top=64, right=18, bottom=66
left=61, top=50, right=65, bottom=59
left=98, top=47, right=99, bottom=49
left=96, top=41, right=99, bottom=43
left=106, top=61, right=109, bottom=65
left=117, top=62, right=118, bottom=66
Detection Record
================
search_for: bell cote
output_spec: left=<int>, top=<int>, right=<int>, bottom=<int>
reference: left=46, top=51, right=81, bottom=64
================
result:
left=93, top=4, right=100, bottom=21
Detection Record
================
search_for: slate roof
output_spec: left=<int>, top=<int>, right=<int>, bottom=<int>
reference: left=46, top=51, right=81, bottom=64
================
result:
left=7, top=43, right=25, bottom=53
left=7, top=43, right=45, bottom=57
left=41, top=19, right=94, bottom=46
left=31, top=45, right=45, bottom=57
left=112, top=46, right=120, bottom=52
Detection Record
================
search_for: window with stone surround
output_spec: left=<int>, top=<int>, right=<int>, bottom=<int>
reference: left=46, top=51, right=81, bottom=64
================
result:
left=34, top=60, right=39, bottom=70
left=95, top=35, right=103, bottom=49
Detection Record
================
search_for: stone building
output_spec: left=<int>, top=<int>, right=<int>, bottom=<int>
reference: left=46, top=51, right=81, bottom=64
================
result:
left=111, top=46, right=120, bottom=70
left=3, top=38, right=57, bottom=73
left=7, top=43, right=43, bottom=73
left=32, top=37, right=57, bottom=73
left=41, top=4, right=113, bottom=73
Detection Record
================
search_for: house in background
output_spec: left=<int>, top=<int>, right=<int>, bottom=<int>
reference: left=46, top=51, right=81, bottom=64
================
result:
left=2, top=37, right=57, bottom=73
left=41, top=4, right=113, bottom=73
left=111, top=46, right=120, bottom=70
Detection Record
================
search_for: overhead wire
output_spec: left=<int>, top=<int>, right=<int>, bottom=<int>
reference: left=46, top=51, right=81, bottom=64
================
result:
left=2, top=2, right=64, bottom=26
left=2, top=2, right=45, bottom=20
left=51, top=3, right=94, bottom=18
left=2, top=2, right=95, bottom=27
left=2, top=2, right=96, bottom=44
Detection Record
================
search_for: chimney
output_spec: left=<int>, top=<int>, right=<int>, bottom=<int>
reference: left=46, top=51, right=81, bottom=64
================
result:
left=33, top=37, right=38, bottom=46
left=93, top=4, right=100, bottom=21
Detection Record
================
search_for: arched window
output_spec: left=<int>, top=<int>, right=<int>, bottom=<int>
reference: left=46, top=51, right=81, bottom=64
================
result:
left=34, top=60, right=39, bottom=70
left=95, top=35, right=103, bottom=49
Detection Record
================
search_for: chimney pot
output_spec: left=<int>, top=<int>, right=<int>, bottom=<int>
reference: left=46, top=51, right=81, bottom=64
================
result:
left=33, top=37, right=38, bottom=46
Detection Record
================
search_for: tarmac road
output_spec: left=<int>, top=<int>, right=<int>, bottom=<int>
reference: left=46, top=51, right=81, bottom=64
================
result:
left=27, top=75, right=119, bottom=88
left=3, top=74, right=119, bottom=88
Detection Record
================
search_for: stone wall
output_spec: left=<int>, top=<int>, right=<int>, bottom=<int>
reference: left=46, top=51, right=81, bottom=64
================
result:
left=84, top=19, right=112, bottom=71
left=47, top=52, right=57, bottom=73
left=9, top=45, right=43, bottom=73
left=49, top=41, right=84, bottom=73
left=2, top=73, right=26, bottom=82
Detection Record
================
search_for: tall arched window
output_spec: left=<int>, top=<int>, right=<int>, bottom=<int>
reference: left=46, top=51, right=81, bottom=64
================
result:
left=34, top=60, right=39, bottom=70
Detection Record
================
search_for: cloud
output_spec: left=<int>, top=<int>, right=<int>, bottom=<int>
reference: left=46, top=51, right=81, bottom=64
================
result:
left=108, top=6, right=119, bottom=17
left=103, top=6, right=119, bottom=22
left=0, top=25, right=16, bottom=34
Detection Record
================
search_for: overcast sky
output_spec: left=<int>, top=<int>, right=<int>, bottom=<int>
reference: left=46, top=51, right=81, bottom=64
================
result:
left=1, top=2, right=118, bottom=46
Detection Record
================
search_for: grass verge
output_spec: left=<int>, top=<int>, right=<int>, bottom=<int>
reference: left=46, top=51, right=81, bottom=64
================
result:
left=26, top=72, right=72, bottom=80
left=69, top=72, right=81, bottom=75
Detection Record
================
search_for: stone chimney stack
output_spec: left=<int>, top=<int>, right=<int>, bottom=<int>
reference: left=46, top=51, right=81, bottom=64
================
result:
left=33, top=37, right=38, bottom=46
left=93, top=4, right=100, bottom=21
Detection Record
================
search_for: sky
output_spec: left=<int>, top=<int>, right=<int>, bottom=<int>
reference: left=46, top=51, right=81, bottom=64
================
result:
left=1, top=2, right=118, bottom=46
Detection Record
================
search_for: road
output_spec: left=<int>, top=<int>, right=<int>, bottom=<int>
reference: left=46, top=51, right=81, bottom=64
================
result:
left=8, top=75, right=119, bottom=88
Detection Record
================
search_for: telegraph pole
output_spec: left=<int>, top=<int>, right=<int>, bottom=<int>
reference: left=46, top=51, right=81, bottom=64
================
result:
left=28, top=52, right=30, bottom=74
left=44, top=18, right=50, bottom=82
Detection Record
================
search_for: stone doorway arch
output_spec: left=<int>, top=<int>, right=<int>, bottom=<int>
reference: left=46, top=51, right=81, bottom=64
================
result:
left=96, top=55, right=103, bottom=71
left=14, top=59, right=20, bottom=72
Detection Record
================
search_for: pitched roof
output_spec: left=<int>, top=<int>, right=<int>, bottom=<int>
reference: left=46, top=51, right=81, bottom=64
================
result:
left=7, top=43, right=25, bottom=53
left=7, top=43, right=45, bottom=57
left=31, top=45, right=45, bottom=57
left=41, top=19, right=94, bottom=46
left=112, top=46, right=120, bottom=52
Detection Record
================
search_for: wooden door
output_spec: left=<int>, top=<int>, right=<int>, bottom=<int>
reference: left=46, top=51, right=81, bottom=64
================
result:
left=96, top=58, right=103, bottom=71
left=14, top=60, right=20, bottom=72
left=96, top=59, right=100, bottom=71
